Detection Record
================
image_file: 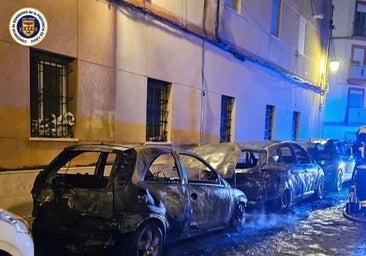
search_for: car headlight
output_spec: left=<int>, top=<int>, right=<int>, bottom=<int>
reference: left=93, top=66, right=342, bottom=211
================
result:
left=0, top=208, right=30, bottom=234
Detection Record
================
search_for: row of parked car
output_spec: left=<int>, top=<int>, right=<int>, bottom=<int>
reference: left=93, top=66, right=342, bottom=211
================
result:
left=1, top=138, right=356, bottom=256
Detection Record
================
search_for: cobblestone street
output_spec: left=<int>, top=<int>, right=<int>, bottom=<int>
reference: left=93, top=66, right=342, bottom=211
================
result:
left=163, top=188, right=366, bottom=256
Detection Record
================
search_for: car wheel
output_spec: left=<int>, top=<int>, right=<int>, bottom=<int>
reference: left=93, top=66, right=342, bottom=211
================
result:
left=315, top=177, right=324, bottom=199
left=131, top=221, right=164, bottom=256
left=335, top=170, right=343, bottom=192
left=231, top=202, right=246, bottom=229
left=279, top=189, right=292, bottom=210
left=0, top=250, right=11, bottom=256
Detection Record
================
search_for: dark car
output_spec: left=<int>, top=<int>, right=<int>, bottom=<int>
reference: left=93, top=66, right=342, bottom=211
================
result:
left=298, top=139, right=356, bottom=191
left=31, top=144, right=247, bottom=256
left=195, top=141, right=324, bottom=210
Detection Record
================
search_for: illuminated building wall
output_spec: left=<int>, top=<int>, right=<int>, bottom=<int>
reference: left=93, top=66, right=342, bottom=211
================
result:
left=0, top=0, right=332, bottom=169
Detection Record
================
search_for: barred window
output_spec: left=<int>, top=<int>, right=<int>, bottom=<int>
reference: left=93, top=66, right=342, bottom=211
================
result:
left=354, top=1, right=366, bottom=37
left=292, top=111, right=300, bottom=140
left=30, top=49, right=75, bottom=138
left=146, top=78, right=171, bottom=142
left=271, top=0, right=282, bottom=36
left=220, top=95, right=234, bottom=142
left=264, top=105, right=275, bottom=140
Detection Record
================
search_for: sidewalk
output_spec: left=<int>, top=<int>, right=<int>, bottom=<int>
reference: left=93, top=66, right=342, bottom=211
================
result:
left=0, top=169, right=40, bottom=219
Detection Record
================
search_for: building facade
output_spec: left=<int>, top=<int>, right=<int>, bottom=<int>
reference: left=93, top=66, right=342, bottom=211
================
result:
left=323, top=0, right=366, bottom=142
left=0, top=0, right=332, bottom=170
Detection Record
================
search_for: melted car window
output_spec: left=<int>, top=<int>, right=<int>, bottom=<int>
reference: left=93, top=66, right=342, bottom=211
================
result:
left=55, top=151, right=116, bottom=188
left=180, top=154, right=218, bottom=184
left=236, top=151, right=259, bottom=169
left=146, top=153, right=180, bottom=181
left=277, top=146, right=295, bottom=164
left=293, top=145, right=311, bottom=164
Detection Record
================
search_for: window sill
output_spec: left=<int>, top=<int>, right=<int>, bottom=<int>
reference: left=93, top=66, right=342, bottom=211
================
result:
left=29, top=137, right=79, bottom=142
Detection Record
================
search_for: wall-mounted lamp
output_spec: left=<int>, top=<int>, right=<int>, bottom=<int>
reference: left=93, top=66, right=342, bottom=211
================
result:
left=329, top=57, right=340, bottom=72
left=312, top=14, right=324, bottom=19
left=328, top=34, right=340, bottom=73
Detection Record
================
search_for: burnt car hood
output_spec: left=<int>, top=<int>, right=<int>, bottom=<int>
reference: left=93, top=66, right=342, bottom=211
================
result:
left=190, top=143, right=241, bottom=178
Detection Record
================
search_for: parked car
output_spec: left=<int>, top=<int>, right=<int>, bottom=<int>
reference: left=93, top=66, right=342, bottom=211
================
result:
left=195, top=141, right=324, bottom=210
left=298, top=139, right=356, bottom=191
left=31, top=144, right=247, bottom=256
left=0, top=208, right=34, bottom=256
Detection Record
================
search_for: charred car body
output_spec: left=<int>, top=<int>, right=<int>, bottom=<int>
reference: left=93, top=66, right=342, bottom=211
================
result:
left=298, top=139, right=355, bottom=191
left=31, top=144, right=247, bottom=255
left=197, top=141, right=324, bottom=210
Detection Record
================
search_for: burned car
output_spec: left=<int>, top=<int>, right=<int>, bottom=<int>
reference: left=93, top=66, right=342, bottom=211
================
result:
left=195, top=141, right=324, bottom=210
left=298, top=139, right=355, bottom=191
left=31, top=144, right=247, bottom=255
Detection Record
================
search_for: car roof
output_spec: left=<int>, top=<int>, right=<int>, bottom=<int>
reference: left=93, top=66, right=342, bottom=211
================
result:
left=236, top=140, right=296, bottom=150
left=297, top=138, right=342, bottom=148
left=64, top=143, right=185, bottom=153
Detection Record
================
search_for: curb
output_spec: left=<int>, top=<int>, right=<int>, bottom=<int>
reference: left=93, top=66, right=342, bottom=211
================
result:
left=343, top=208, right=366, bottom=224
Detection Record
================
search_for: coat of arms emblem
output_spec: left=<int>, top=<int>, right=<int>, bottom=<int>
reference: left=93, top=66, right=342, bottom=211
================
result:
left=9, top=8, right=47, bottom=46
left=21, top=18, right=37, bottom=37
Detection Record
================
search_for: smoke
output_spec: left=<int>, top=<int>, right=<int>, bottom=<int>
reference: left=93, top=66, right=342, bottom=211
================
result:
left=244, top=209, right=304, bottom=231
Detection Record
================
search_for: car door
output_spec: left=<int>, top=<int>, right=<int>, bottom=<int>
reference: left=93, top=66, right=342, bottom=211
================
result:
left=178, top=153, right=232, bottom=230
left=277, top=144, right=305, bottom=197
left=335, top=141, right=355, bottom=181
left=142, top=152, right=191, bottom=240
left=292, top=143, right=317, bottom=193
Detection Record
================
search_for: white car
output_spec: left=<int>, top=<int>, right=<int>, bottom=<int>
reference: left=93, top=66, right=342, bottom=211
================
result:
left=0, top=208, right=34, bottom=256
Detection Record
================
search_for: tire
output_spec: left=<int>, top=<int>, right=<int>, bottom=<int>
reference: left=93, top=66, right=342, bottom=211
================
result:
left=231, top=202, right=246, bottom=229
left=335, top=170, right=343, bottom=192
left=279, top=189, right=292, bottom=210
left=130, top=221, right=164, bottom=256
left=315, top=177, right=324, bottom=199
left=0, top=250, right=11, bottom=256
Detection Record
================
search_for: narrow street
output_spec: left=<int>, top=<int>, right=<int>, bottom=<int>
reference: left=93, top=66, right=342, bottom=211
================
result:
left=18, top=185, right=366, bottom=256
left=162, top=187, right=366, bottom=256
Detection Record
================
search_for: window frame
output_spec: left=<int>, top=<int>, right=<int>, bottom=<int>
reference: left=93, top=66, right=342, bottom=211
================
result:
left=292, top=111, right=300, bottom=140
left=30, top=49, right=75, bottom=138
left=271, top=0, right=282, bottom=37
left=354, top=1, right=366, bottom=37
left=220, top=95, right=235, bottom=143
left=146, top=78, right=171, bottom=142
left=264, top=105, right=275, bottom=140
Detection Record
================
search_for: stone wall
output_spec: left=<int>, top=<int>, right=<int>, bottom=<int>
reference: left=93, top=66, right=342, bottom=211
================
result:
left=0, top=170, right=40, bottom=218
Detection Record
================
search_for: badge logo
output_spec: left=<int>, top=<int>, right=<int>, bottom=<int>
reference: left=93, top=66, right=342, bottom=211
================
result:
left=9, top=8, right=47, bottom=46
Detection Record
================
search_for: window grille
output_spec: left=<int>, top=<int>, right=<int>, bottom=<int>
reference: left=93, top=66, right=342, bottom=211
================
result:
left=271, top=0, right=282, bottom=36
left=292, top=111, right=300, bottom=140
left=220, top=95, right=234, bottom=142
left=264, top=105, right=275, bottom=140
left=354, top=2, right=366, bottom=37
left=30, top=50, right=75, bottom=138
left=146, top=79, right=170, bottom=142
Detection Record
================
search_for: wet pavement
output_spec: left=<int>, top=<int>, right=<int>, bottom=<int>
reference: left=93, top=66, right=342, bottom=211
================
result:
left=17, top=185, right=366, bottom=256
left=162, top=187, right=366, bottom=256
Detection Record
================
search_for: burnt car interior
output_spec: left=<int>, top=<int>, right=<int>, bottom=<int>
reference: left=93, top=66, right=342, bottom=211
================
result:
left=53, top=150, right=117, bottom=189
left=145, top=152, right=219, bottom=184
left=146, top=153, right=181, bottom=182
left=236, top=151, right=258, bottom=169
left=180, top=154, right=219, bottom=184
